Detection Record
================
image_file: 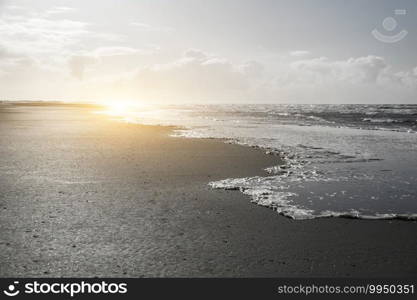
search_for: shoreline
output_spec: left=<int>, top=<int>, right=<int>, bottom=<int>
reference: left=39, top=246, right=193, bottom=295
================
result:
left=0, top=103, right=416, bottom=277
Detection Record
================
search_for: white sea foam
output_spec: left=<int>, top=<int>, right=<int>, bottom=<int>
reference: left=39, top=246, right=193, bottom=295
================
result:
left=362, top=117, right=399, bottom=123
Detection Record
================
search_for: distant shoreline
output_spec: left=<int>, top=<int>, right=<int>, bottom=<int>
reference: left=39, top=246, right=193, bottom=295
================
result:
left=0, top=100, right=104, bottom=108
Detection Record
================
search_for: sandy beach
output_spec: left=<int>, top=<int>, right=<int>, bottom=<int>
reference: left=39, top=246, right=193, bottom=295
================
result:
left=0, top=103, right=416, bottom=277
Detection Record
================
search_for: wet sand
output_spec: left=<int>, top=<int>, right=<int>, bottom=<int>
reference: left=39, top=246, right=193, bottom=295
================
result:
left=0, top=103, right=416, bottom=277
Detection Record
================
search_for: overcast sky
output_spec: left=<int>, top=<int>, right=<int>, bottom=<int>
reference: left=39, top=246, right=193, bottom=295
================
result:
left=0, top=0, right=416, bottom=104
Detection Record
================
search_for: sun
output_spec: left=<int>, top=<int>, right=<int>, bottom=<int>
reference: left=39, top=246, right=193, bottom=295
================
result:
left=97, top=99, right=155, bottom=121
left=101, top=100, right=138, bottom=117
left=105, top=102, right=131, bottom=115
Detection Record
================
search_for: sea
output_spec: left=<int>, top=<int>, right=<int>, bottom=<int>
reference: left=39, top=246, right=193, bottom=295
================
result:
left=102, top=104, right=417, bottom=220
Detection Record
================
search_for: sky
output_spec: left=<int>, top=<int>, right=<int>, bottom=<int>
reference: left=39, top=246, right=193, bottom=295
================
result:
left=0, top=0, right=416, bottom=104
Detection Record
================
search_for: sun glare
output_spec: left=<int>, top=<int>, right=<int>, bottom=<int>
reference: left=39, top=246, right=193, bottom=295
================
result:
left=100, top=99, right=140, bottom=117
left=96, top=99, right=155, bottom=122
left=105, top=102, right=131, bottom=116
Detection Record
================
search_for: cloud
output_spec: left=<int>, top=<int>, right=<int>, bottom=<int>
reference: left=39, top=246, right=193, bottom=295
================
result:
left=0, top=5, right=129, bottom=82
left=381, top=67, right=417, bottom=89
left=68, top=55, right=97, bottom=80
left=129, top=49, right=258, bottom=101
left=66, top=46, right=156, bottom=79
left=183, top=48, right=208, bottom=60
left=289, top=50, right=311, bottom=57
left=4, top=5, right=25, bottom=11
left=0, top=5, right=123, bottom=62
left=291, top=55, right=387, bottom=84
left=0, top=42, right=36, bottom=77
left=0, top=14, right=89, bottom=56
left=0, top=44, right=14, bottom=59
left=263, top=55, right=417, bottom=103
left=239, top=60, right=264, bottom=77
left=92, top=46, right=148, bottom=57
left=45, top=6, right=76, bottom=15
left=130, top=22, right=174, bottom=32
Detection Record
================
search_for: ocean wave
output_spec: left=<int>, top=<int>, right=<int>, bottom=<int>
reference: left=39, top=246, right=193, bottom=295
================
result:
left=101, top=103, right=417, bottom=221
left=362, top=117, right=400, bottom=123
left=209, top=176, right=417, bottom=221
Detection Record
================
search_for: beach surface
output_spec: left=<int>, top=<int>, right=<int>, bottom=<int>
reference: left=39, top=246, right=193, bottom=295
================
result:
left=0, top=103, right=416, bottom=277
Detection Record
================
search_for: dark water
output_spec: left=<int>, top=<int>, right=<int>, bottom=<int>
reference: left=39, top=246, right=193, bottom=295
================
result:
left=106, top=104, right=417, bottom=220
